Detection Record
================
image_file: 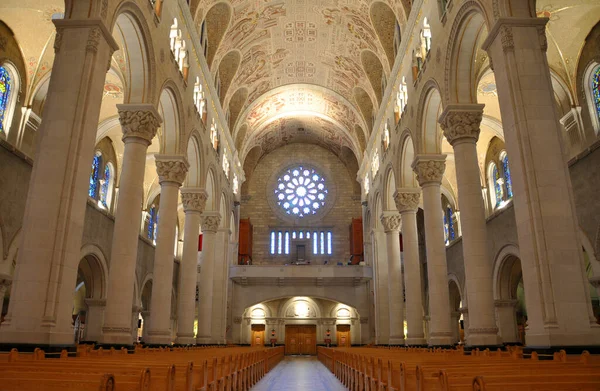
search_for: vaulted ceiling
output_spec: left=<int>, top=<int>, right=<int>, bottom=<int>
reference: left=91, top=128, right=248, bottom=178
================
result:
left=193, top=0, right=408, bottom=163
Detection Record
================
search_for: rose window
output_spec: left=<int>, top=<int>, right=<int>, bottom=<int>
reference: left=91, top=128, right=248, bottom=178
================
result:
left=274, top=166, right=327, bottom=218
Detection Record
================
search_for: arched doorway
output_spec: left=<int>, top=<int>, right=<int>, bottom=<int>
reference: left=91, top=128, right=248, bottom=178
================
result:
left=495, top=254, right=526, bottom=345
left=139, top=279, right=153, bottom=343
left=448, top=279, right=462, bottom=344
left=73, top=254, right=105, bottom=343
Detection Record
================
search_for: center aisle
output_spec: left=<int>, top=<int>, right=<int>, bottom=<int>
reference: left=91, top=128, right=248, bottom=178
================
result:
left=251, top=356, right=347, bottom=391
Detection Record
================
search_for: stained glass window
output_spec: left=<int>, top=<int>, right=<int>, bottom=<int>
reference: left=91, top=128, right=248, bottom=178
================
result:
left=447, top=207, right=455, bottom=241
left=270, top=232, right=275, bottom=254
left=100, top=164, right=111, bottom=207
left=274, top=166, right=327, bottom=218
left=492, top=163, right=502, bottom=206
left=88, top=154, right=102, bottom=198
left=443, top=212, right=449, bottom=244
left=313, top=231, right=318, bottom=255
left=327, top=232, right=332, bottom=255
left=148, top=205, right=158, bottom=242
left=0, top=66, right=11, bottom=132
left=320, top=232, right=325, bottom=255
left=593, top=66, right=600, bottom=123
left=284, top=231, right=290, bottom=255
left=501, top=152, right=513, bottom=199
left=277, top=231, right=282, bottom=254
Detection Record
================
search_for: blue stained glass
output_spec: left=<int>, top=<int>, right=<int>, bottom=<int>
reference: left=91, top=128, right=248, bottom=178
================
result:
left=148, top=206, right=157, bottom=241
left=313, top=231, right=318, bottom=255
left=88, top=154, right=101, bottom=198
left=327, top=232, right=332, bottom=255
left=285, top=231, right=290, bottom=255
left=593, top=67, right=600, bottom=122
left=443, top=212, right=449, bottom=244
left=0, top=66, right=11, bottom=132
left=100, top=165, right=110, bottom=207
left=447, top=207, right=455, bottom=241
left=493, top=164, right=502, bottom=206
left=502, top=154, right=513, bottom=199
left=270, top=232, right=275, bottom=254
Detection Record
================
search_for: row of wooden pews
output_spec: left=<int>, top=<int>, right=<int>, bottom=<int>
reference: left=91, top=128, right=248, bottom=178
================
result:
left=318, top=346, right=600, bottom=390
left=0, top=344, right=284, bottom=390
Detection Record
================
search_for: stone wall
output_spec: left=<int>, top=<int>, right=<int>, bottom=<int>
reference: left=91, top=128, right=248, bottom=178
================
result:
left=241, top=143, right=362, bottom=264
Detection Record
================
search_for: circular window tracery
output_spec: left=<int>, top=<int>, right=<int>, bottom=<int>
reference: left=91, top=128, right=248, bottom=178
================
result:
left=274, top=166, right=328, bottom=218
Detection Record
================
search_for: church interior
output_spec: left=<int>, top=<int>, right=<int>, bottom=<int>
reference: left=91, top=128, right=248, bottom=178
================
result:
left=1, top=0, right=600, bottom=389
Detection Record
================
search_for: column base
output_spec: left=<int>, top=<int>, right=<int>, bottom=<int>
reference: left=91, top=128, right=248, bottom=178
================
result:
left=175, top=334, right=196, bottom=345
left=0, top=328, right=75, bottom=347
left=101, top=326, right=134, bottom=345
left=428, top=332, right=454, bottom=347
left=466, top=328, right=501, bottom=347
left=389, top=336, right=406, bottom=345
left=196, top=336, right=215, bottom=344
left=524, top=326, right=600, bottom=348
left=405, top=336, right=427, bottom=346
left=145, top=330, right=173, bottom=345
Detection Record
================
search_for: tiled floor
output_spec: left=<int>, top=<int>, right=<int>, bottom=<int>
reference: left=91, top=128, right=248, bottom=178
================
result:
left=250, top=356, right=347, bottom=391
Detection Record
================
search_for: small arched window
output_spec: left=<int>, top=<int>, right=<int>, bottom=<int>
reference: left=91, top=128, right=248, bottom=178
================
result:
left=488, top=162, right=502, bottom=207
left=148, top=205, right=158, bottom=244
left=487, top=149, right=513, bottom=210
left=422, top=18, right=432, bottom=56
left=443, top=205, right=455, bottom=245
left=0, top=64, right=19, bottom=136
left=100, top=162, right=114, bottom=209
left=88, top=152, right=102, bottom=199
left=584, top=63, right=600, bottom=135
left=500, top=151, right=513, bottom=199
left=382, top=123, right=390, bottom=151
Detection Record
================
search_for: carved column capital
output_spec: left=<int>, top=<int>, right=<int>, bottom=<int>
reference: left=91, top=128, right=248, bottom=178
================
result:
left=155, top=155, right=189, bottom=185
left=380, top=212, right=401, bottom=233
left=0, top=275, right=12, bottom=289
left=439, top=104, right=484, bottom=145
left=412, top=155, right=446, bottom=186
left=181, top=188, right=209, bottom=214
left=200, top=212, right=221, bottom=233
left=117, top=104, right=161, bottom=144
left=394, top=188, right=421, bottom=213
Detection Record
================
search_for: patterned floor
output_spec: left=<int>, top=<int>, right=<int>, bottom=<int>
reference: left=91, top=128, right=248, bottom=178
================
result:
left=250, top=356, right=347, bottom=391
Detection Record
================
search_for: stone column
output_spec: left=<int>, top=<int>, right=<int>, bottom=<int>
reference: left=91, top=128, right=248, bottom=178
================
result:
left=451, top=311, right=461, bottom=344
left=131, top=305, right=141, bottom=343
left=196, top=212, right=221, bottom=344
left=483, top=17, right=600, bottom=347
left=0, top=19, right=118, bottom=347
left=412, top=155, right=453, bottom=346
left=83, top=298, right=105, bottom=342
left=495, top=300, right=519, bottom=344
left=212, top=227, right=231, bottom=344
left=146, top=156, right=188, bottom=345
left=176, top=188, right=208, bottom=345
left=439, top=105, right=499, bottom=347
left=381, top=212, right=405, bottom=345
left=102, top=105, right=161, bottom=345
left=394, top=189, right=426, bottom=346
left=372, top=227, right=390, bottom=344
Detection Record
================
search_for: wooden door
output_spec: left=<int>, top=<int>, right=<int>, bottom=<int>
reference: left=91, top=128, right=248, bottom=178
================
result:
left=285, top=325, right=316, bottom=355
left=336, top=325, right=351, bottom=347
left=251, top=324, right=265, bottom=346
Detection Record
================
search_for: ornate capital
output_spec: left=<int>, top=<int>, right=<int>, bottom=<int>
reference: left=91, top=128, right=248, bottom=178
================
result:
left=380, top=212, right=401, bottom=233
left=181, top=188, right=209, bottom=214
left=394, top=189, right=420, bottom=213
left=0, top=277, right=12, bottom=289
left=200, top=212, right=221, bottom=233
left=439, top=105, right=484, bottom=145
left=155, top=155, right=189, bottom=185
left=412, top=155, right=446, bottom=186
left=117, top=104, right=161, bottom=144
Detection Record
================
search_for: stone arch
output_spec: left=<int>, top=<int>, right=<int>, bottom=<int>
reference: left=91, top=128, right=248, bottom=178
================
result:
left=354, top=86, right=375, bottom=135
left=235, top=124, right=248, bottom=152
left=448, top=274, right=463, bottom=343
left=382, top=164, right=397, bottom=211
left=110, top=2, right=156, bottom=103
left=157, top=83, right=183, bottom=154
left=417, top=80, right=444, bottom=154
left=228, top=88, right=248, bottom=131
left=241, top=145, right=261, bottom=196
left=205, top=166, right=218, bottom=212
left=492, top=244, right=525, bottom=344
left=354, top=125, right=366, bottom=153
left=219, top=192, right=228, bottom=228
left=280, top=297, right=323, bottom=319
left=370, top=2, right=397, bottom=70
left=398, top=130, right=418, bottom=188
left=444, top=1, right=490, bottom=105
left=217, top=51, right=241, bottom=105
left=361, top=50, right=384, bottom=106
left=77, top=245, right=109, bottom=300
left=204, top=2, right=233, bottom=69
left=185, top=133, right=203, bottom=187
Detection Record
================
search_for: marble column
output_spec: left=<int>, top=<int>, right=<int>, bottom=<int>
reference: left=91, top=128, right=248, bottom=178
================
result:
left=381, top=212, right=405, bottom=345
left=0, top=19, right=118, bottom=346
left=412, top=155, right=453, bottom=346
left=211, top=227, right=231, bottom=344
left=102, top=105, right=161, bottom=345
left=176, top=188, right=208, bottom=345
left=495, top=300, right=519, bottom=344
left=372, top=227, right=390, bottom=344
left=439, top=105, right=499, bottom=347
left=196, top=212, right=221, bottom=344
left=147, top=156, right=188, bottom=345
left=394, top=189, right=426, bottom=346
left=484, top=17, right=600, bottom=347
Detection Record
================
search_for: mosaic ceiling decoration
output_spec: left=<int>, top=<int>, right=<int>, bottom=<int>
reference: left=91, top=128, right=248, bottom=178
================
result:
left=196, top=0, right=394, bottom=161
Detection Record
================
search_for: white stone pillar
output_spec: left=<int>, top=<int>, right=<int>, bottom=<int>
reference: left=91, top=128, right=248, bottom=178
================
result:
left=412, top=155, right=453, bottom=346
left=196, top=212, right=221, bottom=344
left=176, top=188, right=208, bottom=345
left=102, top=105, right=161, bottom=345
left=211, top=227, right=231, bottom=344
left=439, top=105, right=500, bottom=347
left=372, top=228, right=390, bottom=344
left=495, top=300, right=519, bottom=344
left=483, top=17, right=600, bottom=347
left=381, top=212, right=405, bottom=345
left=394, top=189, right=426, bottom=346
left=83, top=298, right=105, bottom=342
left=0, top=19, right=118, bottom=347
left=146, top=156, right=188, bottom=345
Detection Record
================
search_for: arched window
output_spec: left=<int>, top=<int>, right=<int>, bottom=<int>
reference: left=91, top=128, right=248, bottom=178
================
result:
left=443, top=206, right=455, bottom=245
left=584, top=63, right=600, bottom=135
left=488, top=162, right=502, bottom=207
left=421, top=18, right=432, bottom=56
left=0, top=64, right=19, bottom=136
left=193, top=78, right=206, bottom=119
left=500, top=151, right=513, bottom=199
left=99, top=162, right=114, bottom=209
left=382, top=123, right=390, bottom=151
left=210, top=120, right=219, bottom=150
left=395, top=77, right=408, bottom=123
left=88, top=152, right=102, bottom=199
left=148, top=205, right=158, bottom=244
